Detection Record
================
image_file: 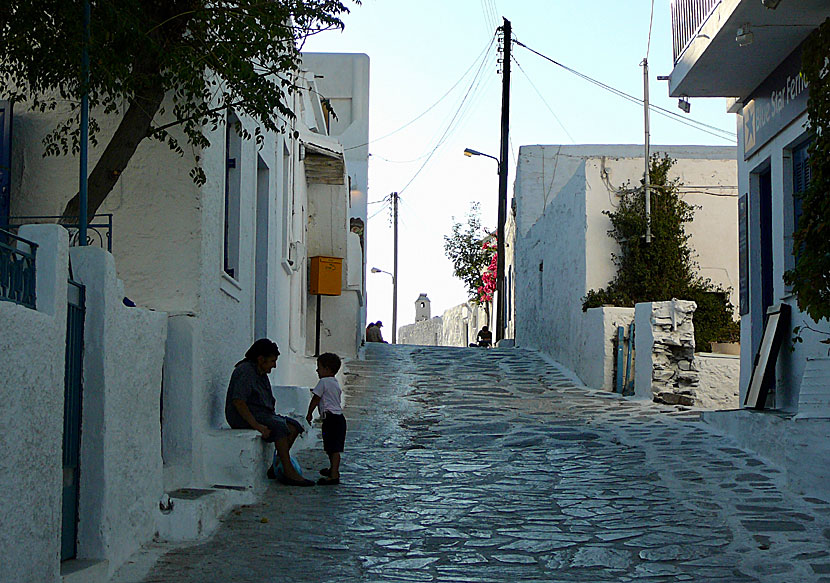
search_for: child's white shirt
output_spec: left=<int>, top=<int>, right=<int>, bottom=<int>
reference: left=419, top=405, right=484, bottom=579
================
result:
left=312, top=377, right=343, bottom=415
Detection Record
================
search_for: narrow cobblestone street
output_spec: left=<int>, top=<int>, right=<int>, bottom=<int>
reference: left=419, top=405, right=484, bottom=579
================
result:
left=130, top=344, right=830, bottom=582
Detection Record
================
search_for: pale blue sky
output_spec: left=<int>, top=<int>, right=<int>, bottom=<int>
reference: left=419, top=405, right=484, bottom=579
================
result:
left=304, top=0, right=737, bottom=333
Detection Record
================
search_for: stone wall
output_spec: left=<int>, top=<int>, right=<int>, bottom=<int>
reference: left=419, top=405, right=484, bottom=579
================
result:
left=398, top=301, right=490, bottom=347
left=399, top=316, right=444, bottom=346
left=634, top=300, right=700, bottom=406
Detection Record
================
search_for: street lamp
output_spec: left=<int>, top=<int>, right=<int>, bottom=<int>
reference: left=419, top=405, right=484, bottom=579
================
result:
left=370, top=267, right=397, bottom=344
left=463, top=148, right=500, bottom=173
left=463, top=146, right=505, bottom=343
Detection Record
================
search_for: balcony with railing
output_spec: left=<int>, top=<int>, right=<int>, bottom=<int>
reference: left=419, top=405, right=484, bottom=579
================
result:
left=671, top=0, right=721, bottom=64
left=0, top=228, right=37, bottom=309
left=668, top=0, right=829, bottom=99
left=2, top=214, right=113, bottom=252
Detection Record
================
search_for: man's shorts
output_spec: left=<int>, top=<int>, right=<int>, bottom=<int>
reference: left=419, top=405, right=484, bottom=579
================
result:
left=321, top=413, right=347, bottom=453
left=229, top=413, right=304, bottom=443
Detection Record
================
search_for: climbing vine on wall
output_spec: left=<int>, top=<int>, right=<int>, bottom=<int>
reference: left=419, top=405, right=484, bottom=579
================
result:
left=784, top=18, right=830, bottom=323
left=582, top=154, right=739, bottom=351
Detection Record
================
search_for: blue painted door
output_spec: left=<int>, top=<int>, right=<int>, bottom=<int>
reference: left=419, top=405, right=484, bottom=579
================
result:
left=62, top=281, right=85, bottom=561
left=0, top=101, right=11, bottom=225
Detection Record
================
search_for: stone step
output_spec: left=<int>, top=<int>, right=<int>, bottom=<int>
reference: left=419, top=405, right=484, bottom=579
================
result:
left=157, top=487, right=256, bottom=542
left=61, top=559, right=109, bottom=583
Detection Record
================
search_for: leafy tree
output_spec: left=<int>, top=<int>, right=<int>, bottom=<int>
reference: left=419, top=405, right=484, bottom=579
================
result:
left=583, top=154, right=738, bottom=351
left=784, top=17, right=830, bottom=323
left=0, top=0, right=357, bottom=222
left=444, top=202, right=495, bottom=303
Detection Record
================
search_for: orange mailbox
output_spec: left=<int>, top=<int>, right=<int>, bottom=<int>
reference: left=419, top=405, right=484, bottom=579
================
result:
left=310, top=256, right=342, bottom=296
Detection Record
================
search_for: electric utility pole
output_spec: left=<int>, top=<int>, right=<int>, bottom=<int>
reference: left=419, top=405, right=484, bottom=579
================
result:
left=496, top=17, right=511, bottom=343
left=392, top=191, right=399, bottom=344
left=642, top=57, right=652, bottom=244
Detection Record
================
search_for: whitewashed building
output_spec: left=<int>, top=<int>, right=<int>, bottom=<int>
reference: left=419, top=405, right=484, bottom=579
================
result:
left=666, top=0, right=829, bottom=498
left=508, top=145, right=739, bottom=391
left=1, top=53, right=369, bottom=581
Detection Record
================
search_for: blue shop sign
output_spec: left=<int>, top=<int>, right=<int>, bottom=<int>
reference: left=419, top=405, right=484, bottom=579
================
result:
left=743, top=44, right=809, bottom=160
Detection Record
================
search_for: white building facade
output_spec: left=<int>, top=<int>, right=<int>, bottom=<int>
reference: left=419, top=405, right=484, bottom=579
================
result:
left=509, top=145, right=739, bottom=391
left=2, top=54, right=368, bottom=581
left=666, top=0, right=830, bottom=497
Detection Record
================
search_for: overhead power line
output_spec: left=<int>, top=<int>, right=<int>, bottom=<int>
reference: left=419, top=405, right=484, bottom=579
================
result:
left=513, top=55, right=575, bottom=143
left=345, top=34, right=496, bottom=152
left=646, top=0, right=656, bottom=59
left=513, top=38, right=736, bottom=144
left=396, top=34, right=496, bottom=196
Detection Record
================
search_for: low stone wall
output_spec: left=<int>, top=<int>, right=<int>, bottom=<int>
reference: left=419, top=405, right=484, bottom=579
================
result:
left=398, top=316, right=444, bottom=346
left=695, top=353, right=740, bottom=410
left=398, top=302, right=490, bottom=347
left=634, top=300, right=700, bottom=405
left=579, top=307, right=635, bottom=391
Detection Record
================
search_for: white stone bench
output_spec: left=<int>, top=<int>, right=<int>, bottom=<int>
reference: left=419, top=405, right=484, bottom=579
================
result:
left=203, top=385, right=312, bottom=490
left=203, top=428, right=271, bottom=490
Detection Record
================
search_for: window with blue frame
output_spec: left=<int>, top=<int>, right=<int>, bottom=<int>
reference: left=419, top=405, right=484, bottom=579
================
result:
left=792, top=139, right=811, bottom=235
left=789, top=138, right=813, bottom=273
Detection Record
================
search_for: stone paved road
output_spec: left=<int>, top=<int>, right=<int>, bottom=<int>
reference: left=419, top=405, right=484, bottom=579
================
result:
left=131, top=345, right=830, bottom=582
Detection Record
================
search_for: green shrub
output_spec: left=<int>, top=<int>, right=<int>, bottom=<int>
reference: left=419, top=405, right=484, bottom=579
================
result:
left=582, top=154, right=737, bottom=351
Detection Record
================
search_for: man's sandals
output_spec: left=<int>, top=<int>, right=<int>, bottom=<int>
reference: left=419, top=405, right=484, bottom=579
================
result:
left=267, top=465, right=314, bottom=486
left=278, top=474, right=315, bottom=487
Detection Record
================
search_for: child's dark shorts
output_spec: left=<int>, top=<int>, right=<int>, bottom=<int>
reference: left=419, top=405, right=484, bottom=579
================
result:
left=321, top=413, right=347, bottom=453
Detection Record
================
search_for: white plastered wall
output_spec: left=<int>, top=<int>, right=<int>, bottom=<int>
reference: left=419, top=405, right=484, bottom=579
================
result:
left=69, top=246, right=167, bottom=577
left=300, top=53, right=370, bottom=339
left=11, top=96, right=202, bottom=313
left=737, top=109, right=830, bottom=412
left=0, top=225, right=67, bottom=583
left=514, top=145, right=739, bottom=390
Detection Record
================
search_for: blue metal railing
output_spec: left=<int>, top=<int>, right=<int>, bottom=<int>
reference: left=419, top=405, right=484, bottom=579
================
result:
left=671, top=0, right=721, bottom=64
left=0, top=228, right=37, bottom=309
left=2, top=214, right=113, bottom=252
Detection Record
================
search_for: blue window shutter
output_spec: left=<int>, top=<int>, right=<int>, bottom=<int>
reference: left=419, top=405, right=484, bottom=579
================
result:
left=792, top=140, right=812, bottom=235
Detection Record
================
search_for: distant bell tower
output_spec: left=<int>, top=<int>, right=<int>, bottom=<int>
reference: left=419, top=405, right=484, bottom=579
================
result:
left=415, top=293, right=431, bottom=322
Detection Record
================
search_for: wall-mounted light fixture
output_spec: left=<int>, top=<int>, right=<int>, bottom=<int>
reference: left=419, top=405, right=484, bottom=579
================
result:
left=736, top=24, right=754, bottom=46
left=678, top=96, right=691, bottom=114
left=761, top=0, right=781, bottom=9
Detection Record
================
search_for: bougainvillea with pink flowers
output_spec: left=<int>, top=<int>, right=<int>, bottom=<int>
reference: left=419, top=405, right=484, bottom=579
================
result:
left=477, top=244, right=497, bottom=302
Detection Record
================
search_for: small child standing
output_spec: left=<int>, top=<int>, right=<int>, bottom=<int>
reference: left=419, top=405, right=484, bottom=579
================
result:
left=306, top=352, right=346, bottom=485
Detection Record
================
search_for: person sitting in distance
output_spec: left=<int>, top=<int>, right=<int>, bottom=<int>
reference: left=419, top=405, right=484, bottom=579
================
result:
left=367, top=320, right=386, bottom=343
left=477, top=325, right=493, bottom=348
left=225, top=339, right=314, bottom=487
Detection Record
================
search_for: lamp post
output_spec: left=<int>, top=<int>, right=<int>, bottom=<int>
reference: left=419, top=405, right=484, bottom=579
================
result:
left=463, top=147, right=503, bottom=340
left=463, top=148, right=500, bottom=173
left=370, top=267, right=397, bottom=344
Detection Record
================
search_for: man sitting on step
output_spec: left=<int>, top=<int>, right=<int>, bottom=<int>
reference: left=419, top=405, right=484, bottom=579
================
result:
left=225, top=339, right=314, bottom=487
